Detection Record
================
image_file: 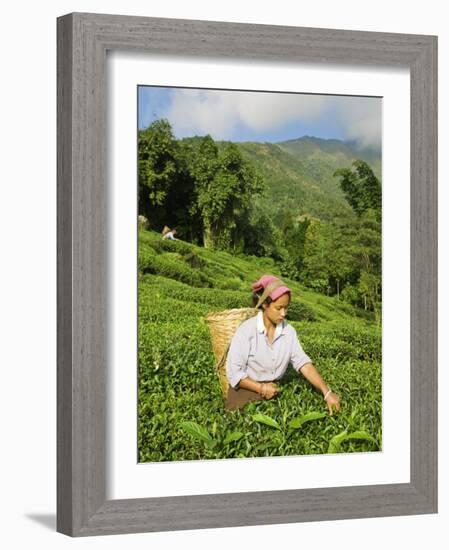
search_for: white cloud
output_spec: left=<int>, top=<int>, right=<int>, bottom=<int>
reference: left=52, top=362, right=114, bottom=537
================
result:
left=166, top=89, right=236, bottom=138
left=331, top=96, right=382, bottom=150
left=162, top=88, right=381, bottom=149
left=233, top=92, right=328, bottom=130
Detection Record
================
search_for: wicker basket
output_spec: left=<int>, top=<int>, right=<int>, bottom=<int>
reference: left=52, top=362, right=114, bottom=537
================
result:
left=204, top=308, right=257, bottom=397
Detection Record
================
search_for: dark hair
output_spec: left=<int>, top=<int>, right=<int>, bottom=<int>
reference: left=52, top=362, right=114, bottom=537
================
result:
left=252, top=291, right=291, bottom=309
left=252, top=292, right=273, bottom=309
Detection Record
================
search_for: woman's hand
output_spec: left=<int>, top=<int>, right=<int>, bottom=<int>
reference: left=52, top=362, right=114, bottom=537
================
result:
left=260, top=382, right=279, bottom=400
left=324, top=391, right=341, bottom=415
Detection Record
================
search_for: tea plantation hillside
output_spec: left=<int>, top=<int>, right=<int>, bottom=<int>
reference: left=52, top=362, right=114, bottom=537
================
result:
left=138, top=229, right=382, bottom=462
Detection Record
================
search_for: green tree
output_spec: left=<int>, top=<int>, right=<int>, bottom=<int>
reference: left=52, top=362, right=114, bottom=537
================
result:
left=299, top=210, right=381, bottom=317
left=354, top=209, right=382, bottom=321
left=191, top=137, right=264, bottom=250
left=284, top=214, right=310, bottom=268
left=167, top=139, right=199, bottom=242
left=244, top=208, right=286, bottom=260
left=334, top=160, right=381, bottom=219
left=138, top=119, right=179, bottom=227
left=277, top=212, right=311, bottom=280
left=300, top=218, right=333, bottom=293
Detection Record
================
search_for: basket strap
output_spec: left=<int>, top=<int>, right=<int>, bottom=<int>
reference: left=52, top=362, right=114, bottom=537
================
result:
left=215, top=342, right=231, bottom=376
left=255, top=279, right=286, bottom=309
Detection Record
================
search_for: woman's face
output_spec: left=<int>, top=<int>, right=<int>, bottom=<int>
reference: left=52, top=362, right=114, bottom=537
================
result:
left=262, top=293, right=290, bottom=325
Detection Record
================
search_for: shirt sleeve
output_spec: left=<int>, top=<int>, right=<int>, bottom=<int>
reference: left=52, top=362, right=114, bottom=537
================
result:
left=226, top=326, right=251, bottom=389
left=289, top=328, right=312, bottom=372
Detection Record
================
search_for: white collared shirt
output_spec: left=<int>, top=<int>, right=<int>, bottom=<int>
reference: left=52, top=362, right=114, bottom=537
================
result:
left=226, top=311, right=312, bottom=389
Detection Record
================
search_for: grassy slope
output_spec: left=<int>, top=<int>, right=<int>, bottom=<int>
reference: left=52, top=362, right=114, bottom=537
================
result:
left=138, top=229, right=382, bottom=462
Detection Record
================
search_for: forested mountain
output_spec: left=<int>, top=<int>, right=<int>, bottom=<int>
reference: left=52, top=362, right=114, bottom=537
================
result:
left=139, top=120, right=382, bottom=316
left=234, top=137, right=381, bottom=223
left=277, top=136, right=381, bottom=178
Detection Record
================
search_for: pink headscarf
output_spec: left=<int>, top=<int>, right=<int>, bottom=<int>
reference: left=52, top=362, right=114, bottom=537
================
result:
left=251, top=274, right=291, bottom=302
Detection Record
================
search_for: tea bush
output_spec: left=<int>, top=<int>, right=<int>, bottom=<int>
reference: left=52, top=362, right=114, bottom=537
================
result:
left=137, top=229, right=382, bottom=462
left=286, top=301, right=317, bottom=322
left=140, top=253, right=211, bottom=287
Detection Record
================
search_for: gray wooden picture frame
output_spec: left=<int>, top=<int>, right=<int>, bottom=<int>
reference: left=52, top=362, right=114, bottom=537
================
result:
left=57, top=12, right=438, bottom=537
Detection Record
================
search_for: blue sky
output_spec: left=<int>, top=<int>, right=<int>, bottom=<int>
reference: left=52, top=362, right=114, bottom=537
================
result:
left=138, top=86, right=382, bottom=150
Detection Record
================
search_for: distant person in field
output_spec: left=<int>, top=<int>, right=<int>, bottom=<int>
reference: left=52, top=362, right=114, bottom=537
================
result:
left=225, top=275, right=341, bottom=413
left=162, top=226, right=177, bottom=241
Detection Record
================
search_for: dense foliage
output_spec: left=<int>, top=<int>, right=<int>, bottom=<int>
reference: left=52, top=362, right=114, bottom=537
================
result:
left=138, top=120, right=382, bottom=313
left=138, top=230, right=382, bottom=462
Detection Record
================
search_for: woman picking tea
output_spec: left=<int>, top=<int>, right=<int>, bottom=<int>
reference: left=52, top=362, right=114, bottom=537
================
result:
left=225, top=275, right=341, bottom=413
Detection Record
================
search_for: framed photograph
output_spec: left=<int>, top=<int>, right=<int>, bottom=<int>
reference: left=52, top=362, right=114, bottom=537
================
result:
left=57, top=12, right=437, bottom=536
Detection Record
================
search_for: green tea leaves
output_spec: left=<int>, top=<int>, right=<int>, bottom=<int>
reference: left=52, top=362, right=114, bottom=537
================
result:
left=289, top=411, right=326, bottom=430
left=181, top=422, right=245, bottom=451
left=180, top=421, right=216, bottom=449
left=328, top=429, right=376, bottom=453
left=253, top=413, right=281, bottom=430
left=223, top=431, right=244, bottom=446
left=138, top=230, right=382, bottom=462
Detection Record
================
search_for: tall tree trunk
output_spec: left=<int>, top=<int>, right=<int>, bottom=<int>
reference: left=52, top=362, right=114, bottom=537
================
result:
left=203, top=222, right=220, bottom=249
left=203, top=224, right=213, bottom=249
